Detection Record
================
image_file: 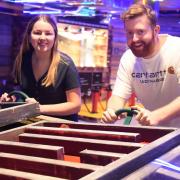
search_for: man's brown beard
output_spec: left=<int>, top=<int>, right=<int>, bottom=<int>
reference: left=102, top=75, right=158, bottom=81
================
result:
left=129, top=34, right=155, bottom=58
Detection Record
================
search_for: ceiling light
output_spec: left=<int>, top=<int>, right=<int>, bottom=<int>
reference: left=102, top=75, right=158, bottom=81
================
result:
left=23, top=10, right=62, bottom=14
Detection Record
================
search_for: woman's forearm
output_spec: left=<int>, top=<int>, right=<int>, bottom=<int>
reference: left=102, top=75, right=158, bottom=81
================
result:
left=40, top=102, right=81, bottom=116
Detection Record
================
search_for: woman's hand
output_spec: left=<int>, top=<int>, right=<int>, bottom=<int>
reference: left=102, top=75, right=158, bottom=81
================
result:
left=0, top=93, right=16, bottom=102
left=25, top=97, right=38, bottom=104
left=25, top=98, right=40, bottom=113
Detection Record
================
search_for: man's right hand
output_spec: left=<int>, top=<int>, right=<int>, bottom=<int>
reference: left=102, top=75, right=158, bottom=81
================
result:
left=100, top=95, right=126, bottom=123
left=101, top=108, right=118, bottom=123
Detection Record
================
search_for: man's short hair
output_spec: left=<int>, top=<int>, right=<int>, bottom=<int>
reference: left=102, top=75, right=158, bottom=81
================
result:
left=121, top=3, right=157, bottom=27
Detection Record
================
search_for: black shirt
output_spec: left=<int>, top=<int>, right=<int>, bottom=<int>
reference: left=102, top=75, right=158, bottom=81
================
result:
left=20, top=52, right=80, bottom=121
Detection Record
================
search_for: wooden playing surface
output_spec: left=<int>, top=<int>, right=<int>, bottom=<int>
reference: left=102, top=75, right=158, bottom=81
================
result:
left=0, top=102, right=40, bottom=127
left=0, top=115, right=179, bottom=179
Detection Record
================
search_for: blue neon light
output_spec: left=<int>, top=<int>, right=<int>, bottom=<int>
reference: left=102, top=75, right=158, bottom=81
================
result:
left=23, top=10, right=62, bottom=15
left=65, top=7, right=96, bottom=17
left=7, top=0, right=62, bottom=3
left=153, top=158, right=180, bottom=172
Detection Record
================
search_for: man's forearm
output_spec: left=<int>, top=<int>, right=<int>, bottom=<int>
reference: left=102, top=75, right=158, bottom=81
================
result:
left=107, top=95, right=126, bottom=111
left=153, top=96, right=180, bottom=122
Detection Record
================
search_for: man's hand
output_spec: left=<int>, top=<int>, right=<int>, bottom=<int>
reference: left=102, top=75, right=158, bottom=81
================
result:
left=100, top=95, right=126, bottom=123
left=132, top=106, right=161, bottom=126
left=101, top=108, right=118, bottom=123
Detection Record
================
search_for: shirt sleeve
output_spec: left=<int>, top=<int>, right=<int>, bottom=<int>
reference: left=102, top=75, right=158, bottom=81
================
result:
left=176, top=55, right=180, bottom=84
left=112, top=52, right=133, bottom=100
left=56, top=53, right=80, bottom=91
left=64, top=59, right=80, bottom=91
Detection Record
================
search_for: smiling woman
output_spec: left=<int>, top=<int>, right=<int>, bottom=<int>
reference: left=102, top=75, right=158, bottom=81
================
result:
left=30, top=20, right=55, bottom=53
left=29, top=18, right=56, bottom=82
left=0, top=15, right=81, bottom=122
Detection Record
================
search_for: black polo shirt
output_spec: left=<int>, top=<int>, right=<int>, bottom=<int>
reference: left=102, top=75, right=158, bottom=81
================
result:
left=20, top=52, right=80, bottom=121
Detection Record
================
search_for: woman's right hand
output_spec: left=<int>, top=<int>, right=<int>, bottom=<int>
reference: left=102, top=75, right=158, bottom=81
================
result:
left=0, top=93, right=16, bottom=102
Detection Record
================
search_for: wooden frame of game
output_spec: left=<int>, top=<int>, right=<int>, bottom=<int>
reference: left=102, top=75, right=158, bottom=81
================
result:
left=0, top=113, right=179, bottom=179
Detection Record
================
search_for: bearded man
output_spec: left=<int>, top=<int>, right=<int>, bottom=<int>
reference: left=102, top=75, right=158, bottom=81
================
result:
left=102, top=3, right=180, bottom=127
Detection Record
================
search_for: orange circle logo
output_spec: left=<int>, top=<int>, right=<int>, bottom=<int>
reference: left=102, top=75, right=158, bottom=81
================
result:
left=168, top=66, right=175, bottom=74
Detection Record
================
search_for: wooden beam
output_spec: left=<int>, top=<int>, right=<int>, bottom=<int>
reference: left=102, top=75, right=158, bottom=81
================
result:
left=0, top=2, right=23, bottom=11
left=0, top=102, right=40, bottom=127
left=0, top=140, right=64, bottom=160
left=19, top=133, right=144, bottom=155
left=24, top=126, right=141, bottom=142
left=80, top=129, right=180, bottom=180
left=0, top=2, right=23, bottom=16
left=0, top=121, right=43, bottom=141
left=0, top=152, right=102, bottom=179
left=0, top=66, right=11, bottom=76
left=42, top=121, right=177, bottom=142
left=80, top=149, right=125, bottom=166
left=0, top=168, right=65, bottom=180
left=120, top=144, right=180, bottom=179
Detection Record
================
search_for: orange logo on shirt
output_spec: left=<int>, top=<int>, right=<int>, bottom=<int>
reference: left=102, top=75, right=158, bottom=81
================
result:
left=168, top=66, right=175, bottom=74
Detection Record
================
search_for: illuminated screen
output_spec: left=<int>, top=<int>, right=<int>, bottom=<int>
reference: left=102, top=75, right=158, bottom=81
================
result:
left=57, top=23, right=109, bottom=68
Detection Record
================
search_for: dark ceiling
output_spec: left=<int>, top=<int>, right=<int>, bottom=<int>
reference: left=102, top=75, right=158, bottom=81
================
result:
left=0, top=0, right=179, bottom=17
